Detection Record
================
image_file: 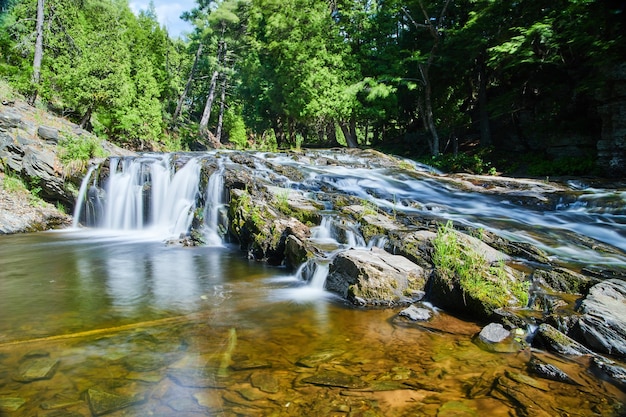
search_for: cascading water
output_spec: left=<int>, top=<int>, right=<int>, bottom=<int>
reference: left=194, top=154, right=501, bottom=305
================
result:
left=73, top=154, right=224, bottom=243
left=203, top=161, right=226, bottom=246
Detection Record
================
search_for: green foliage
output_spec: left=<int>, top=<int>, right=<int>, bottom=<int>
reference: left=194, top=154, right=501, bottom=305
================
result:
left=433, top=221, right=529, bottom=310
left=2, top=173, right=26, bottom=193
left=526, top=155, right=597, bottom=177
left=58, top=134, right=107, bottom=171
left=0, top=0, right=623, bottom=165
left=424, top=152, right=495, bottom=175
left=224, top=108, right=248, bottom=149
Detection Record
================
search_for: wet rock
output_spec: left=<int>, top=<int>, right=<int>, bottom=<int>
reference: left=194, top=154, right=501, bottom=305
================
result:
left=527, top=356, right=577, bottom=384
left=41, top=410, right=85, bottom=417
left=387, top=229, right=437, bottom=269
left=326, top=247, right=427, bottom=306
left=532, top=267, right=597, bottom=294
left=0, top=397, right=25, bottom=412
left=301, top=370, right=368, bottom=389
left=122, top=353, right=170, bottom=372
left=473, top=323, right=522, bottom=353
left=284, top=234, right=310, bottom=269
left=492, top=375, right=553, bottom=417
left=250, top=371, right=280, bottom=393
left=85, top=388, right=147, bottom=416
left=399, top=304, right=431, bottom=321
left=466, top=370, right=498, bottom=399
left=577, top=279, right=626, bottom=358
left=533, top=323, right=593, bottom=356
left=437, top=401, right=479, bottom=417
left=590, top=355, right=626, bottom=392
left=13, top=357, right=59, bottom=382
left=504, top=370, right=549, bottom=391
left=230, top=359, right=272, bottom=371
left=167, top=367, right=227, bottom=388
left=192, top=391, right=224, bottom=411
left=296, top=349, right=344, bottom=368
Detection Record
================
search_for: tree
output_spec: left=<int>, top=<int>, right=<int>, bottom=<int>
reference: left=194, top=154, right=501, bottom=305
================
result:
left=28, top=0, right=43, bottom=105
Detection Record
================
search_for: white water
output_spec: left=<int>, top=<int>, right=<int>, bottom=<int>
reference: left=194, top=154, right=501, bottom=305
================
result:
left=72, top=165, right=98, bottom=228
left=74, top=155, right=224, bottom=242
left=74, top=150, right=626, bottom=273
left=203, top=162, right=225, bottom=246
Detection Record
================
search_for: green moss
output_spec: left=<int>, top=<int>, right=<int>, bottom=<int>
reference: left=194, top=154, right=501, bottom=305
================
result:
left=433, top=221, right=529, bottom=310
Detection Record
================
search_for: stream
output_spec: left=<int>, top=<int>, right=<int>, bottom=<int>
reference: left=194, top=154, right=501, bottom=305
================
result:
left=0, top=149, right=625, bottom=416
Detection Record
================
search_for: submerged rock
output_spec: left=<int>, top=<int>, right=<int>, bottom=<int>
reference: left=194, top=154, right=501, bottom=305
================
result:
left=473, top=323, right=522, bottom=353
left=0, top=397, right=25, bottom=412
left=399, top=304, right=431, bottom=321
left=577, top=279, right=626, bottom=358
left=527, top=356, right=577, bottom=384
left=86, top=388, right=147, bottom=416
left=326, top=247, right=427, bottom=306
left=301, top=370, right=368, bottom=389
left=13, top=357, right=59, bottom=382
left=590, top=355, right=626, bottom=392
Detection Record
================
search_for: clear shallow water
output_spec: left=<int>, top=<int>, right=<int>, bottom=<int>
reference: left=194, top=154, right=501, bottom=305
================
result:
left=0, top=230, right=624, bottom=416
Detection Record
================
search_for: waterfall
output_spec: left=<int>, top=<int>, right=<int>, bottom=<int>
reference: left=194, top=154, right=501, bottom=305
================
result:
left=203, top=163, right=225, bottom=246
left=311, top=215, right=334, bottom=241
left=73, top=155, right=202, bottom=239
left=72, top=165, right=98, bottom=228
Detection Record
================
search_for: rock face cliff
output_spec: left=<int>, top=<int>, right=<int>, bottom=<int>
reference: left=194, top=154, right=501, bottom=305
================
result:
left=598, top=63, right=626, bottom=177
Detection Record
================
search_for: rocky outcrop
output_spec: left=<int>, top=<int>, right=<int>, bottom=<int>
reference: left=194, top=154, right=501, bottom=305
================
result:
left=0, top=98, right=131, bottom=233
left=597, top=63, right=626, bottom=177
left=326, top=247, right=427, bottom=306
left=576, top=279, right=626, bottom=358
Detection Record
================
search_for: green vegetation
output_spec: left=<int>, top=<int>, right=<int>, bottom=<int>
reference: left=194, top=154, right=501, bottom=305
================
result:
left=1, top=171, right=44, bottom=207
left=0, top=0, right=623, bottom=174
left=433, top=221, right=529, bottom=311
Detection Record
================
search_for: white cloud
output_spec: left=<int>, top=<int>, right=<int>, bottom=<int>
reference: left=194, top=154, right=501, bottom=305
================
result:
left=129, top=1, right=195, bottom=39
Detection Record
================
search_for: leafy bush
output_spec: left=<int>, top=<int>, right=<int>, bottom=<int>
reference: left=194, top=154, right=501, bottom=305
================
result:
left=527, top=155, right=597, bottom=177
left=58, top=134, right=106, bottom=164
left=423, top=151, right=496, bottom=175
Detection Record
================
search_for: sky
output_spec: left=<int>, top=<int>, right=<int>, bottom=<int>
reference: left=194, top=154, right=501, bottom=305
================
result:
left=129, top=0, right=196, bottom=39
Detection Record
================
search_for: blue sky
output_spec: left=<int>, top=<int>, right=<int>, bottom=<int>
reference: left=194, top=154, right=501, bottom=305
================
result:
left=129, top=0, right=196, bottom=39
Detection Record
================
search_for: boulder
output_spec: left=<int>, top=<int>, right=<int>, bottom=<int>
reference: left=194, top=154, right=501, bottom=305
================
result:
left=387, top=229, right=437, bottom=269
left=577, top=279, right=626, bottom=358
left=326, top=247, right=427, bottom=306
left=532, top=267, right=597, bottom=294
left=37, top=125, right=59, bottom=143
left=399, top=304, right=431, bottom=321
left=533, top=323, right=593, bottom=356
left=527, top=356, right=577, bottom=384
left=473, top=323, right=522, bottom=353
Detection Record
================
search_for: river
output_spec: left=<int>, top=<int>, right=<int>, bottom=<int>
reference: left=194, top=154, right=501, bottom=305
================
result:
left=0, top=150, right=624, bottom=416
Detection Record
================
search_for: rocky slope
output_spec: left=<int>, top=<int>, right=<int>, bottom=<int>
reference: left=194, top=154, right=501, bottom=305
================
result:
left=0, top=97, right=131, bottom=234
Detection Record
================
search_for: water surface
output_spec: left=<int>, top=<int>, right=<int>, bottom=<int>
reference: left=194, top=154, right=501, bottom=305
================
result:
left=0, top=230, right=624, bottom=416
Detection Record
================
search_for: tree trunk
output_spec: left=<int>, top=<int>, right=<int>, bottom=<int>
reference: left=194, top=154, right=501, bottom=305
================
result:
left=339, top=121, right=358, bottom=148
left=420, top=63, right=440, bottom=156
left=173, top=42, right=203, bottom=122
left=403, top=0, right=451, bottom=156
left=29, top=0, right=44, bottom=106
left=477, top=53, right=492, bottom=148
left=215, top=73, right=227, bottom=143
left=79, top=106, right=92, bottom=130
left=273, top=117, right=285, bottom=148
left=325, top=122, right=339, bottom=146
left=199, top=69, right=220, bottom=132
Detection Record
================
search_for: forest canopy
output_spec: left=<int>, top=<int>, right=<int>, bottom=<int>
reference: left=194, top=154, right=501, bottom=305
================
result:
left=0, top=0, right=624, bottom=174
